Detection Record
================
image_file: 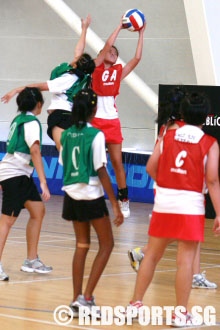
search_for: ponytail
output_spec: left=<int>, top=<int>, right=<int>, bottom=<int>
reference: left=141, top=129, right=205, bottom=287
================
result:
left=72, top=88, right=97, bottom=128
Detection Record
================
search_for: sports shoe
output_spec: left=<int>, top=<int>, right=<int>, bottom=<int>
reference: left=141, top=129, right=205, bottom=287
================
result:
left=0, top=263, right=9, bottom=281
left=20, top=257, right=53, bottom=274
left=171, top=311, right=195, bottom=327
left=69, top=301, right=80, bottom=318
left=128, top=247, right=144, bottom=272
left=70, top=295, right=101, bottom=318
left=119, top=199, right=130, bottom=218
left=192, top=271, right=217, bottom=289
left=125, top=301, right=143, bottom=319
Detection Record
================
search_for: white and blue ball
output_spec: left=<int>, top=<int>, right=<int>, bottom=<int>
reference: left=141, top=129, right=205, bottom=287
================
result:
left=122, top=9, right=145, bottom=32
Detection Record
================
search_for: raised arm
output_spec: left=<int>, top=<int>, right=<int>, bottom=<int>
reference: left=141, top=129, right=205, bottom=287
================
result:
left=120, top=22, right=146, bottom=81
left=70, top=14, right=91, bottom=66
left=206, top=141, right=220, bottom=236
left=94, top=21, right=123, bottom=67
left=1, top=82, right=48, bottom=104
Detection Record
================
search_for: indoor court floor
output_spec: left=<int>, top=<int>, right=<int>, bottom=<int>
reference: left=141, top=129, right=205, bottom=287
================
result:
left=0, top=194, right=220, bottom=329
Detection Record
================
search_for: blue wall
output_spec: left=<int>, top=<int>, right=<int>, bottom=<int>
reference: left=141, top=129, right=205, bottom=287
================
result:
left=0, top=143, right=154, bottom=203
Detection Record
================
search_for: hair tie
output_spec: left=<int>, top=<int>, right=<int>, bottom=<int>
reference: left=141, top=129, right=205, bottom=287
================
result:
left=30, top=89, right=36, bottom=102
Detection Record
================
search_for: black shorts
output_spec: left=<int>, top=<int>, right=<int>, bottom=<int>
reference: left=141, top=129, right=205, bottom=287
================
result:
left=47, top=110, right=72, bottom=140
left=62, top=193, right=109, bottom=222
left=0, top=176, right=42, bottom=217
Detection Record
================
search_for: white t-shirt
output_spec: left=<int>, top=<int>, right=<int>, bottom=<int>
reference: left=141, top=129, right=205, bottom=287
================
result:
left=59, top=124, right=107, bottom=200
left=96, top=95, right=119, bottom=119
left=47, top=73, right=79, bottom=112
left=0, top=112, right=40, bottom=182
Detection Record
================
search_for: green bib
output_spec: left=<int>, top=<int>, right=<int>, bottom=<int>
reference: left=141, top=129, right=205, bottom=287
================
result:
left=50, top=62, right=91, bottom=102
left=61, top=125, right=100, bottom=185
left=7, top=113, right=42, bottom=165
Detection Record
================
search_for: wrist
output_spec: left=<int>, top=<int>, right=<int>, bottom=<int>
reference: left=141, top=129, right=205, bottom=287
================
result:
left=40, top=180, right=47, bottom=185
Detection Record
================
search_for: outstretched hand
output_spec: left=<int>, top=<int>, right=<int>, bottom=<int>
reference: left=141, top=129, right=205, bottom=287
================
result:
left=1, top=90, right=16, bottom=104
left=81, top=14, right=91, bottom=29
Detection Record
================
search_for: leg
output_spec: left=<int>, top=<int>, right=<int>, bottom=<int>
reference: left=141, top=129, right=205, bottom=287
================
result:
left=176, top=240, right=199, bottom=308
left=192, top=242, right=200, bottom=274
left=107, top=143, right=130, bottom=216
left=132, top=236, right=171, bottom=302
left=24, top=201, right=45, bottom=260
left=52, top=126, right=64, bottom=152
left=84, top=216, right=114, bottom=298
left=0, top=214, right=17, bottom=260
left=107, top=143, right=126, bottom=191
left=72, top=221, right=90, bottom=301
left=191, top=241, right=217, bottom=289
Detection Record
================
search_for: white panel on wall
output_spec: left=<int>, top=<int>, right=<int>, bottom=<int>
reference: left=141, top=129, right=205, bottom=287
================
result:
left=183, top=0, right=216, bottom=85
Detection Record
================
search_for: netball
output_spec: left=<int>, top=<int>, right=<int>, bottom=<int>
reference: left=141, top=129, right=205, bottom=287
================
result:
left=122, top=9, right=145, bottom=31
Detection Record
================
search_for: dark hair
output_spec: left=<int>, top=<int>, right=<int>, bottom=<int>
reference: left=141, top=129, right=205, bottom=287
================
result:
left=76, top=53, right=95, bottom=75
left=72, top=88, right=97, bottom=128
left=16, top=87, right=44, bottom=112
left=157, top=86, right=187, bottom=125
left=180, top=92, right=210, bottom=125
left=112, top=45, right=119, bottom=57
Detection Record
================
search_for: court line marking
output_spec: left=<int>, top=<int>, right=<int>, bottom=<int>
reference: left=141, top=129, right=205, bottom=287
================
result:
left=0, top=312, right=103, bottom=330
left=11, top=226, right=220, bottom=251
left=5, top=240, right=219, bottom=267
left=6, top=236, right=220, bottom=256
left=2, top=264, right=220, bottom=286
left=0, top=305, right=52, bottom=313
left=10, top=226, right=220, bottom=253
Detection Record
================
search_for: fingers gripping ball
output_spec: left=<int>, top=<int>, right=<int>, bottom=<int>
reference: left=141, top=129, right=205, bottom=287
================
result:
left=122, top=9, right=145, bottom=32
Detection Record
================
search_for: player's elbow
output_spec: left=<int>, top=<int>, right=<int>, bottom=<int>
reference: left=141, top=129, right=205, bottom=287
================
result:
left=30, top=141, right=41, bottom=156
left=206, top=176, right=219, bottom=189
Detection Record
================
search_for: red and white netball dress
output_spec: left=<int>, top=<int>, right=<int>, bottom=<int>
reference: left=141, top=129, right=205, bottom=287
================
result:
left=91, top=63, right=123, bottom=144
left=149, top=125, right=216, bottom=241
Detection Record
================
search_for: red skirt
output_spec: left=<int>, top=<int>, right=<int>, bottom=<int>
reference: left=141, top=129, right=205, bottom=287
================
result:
left=148, top=211, right=205, bottom=242
left=91, top=117, right=123, bottom=144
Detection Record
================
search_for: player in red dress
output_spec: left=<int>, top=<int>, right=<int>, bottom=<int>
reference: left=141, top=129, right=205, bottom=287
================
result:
left=92, top=20, right=146, bottom=217
left=128, top=87, right=217, bottom=288
left=127, top=92, right=220, bottom=327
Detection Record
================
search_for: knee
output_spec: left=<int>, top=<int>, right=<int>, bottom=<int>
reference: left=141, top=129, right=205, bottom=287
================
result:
left=32, top=204, right=45, bottom=221
left=76, top=242, right=90, bottom=250
left=100, top=238, right=114, bottom=255
left=39, top=204, right=46, bottom=219
left=146, top=249, right=162, bottom=266
left=4, top=216, right=16, bottom=228
left=176, top=257, right=193, bottom=271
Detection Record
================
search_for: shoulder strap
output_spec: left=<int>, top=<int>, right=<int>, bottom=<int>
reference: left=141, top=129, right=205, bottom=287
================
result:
left=50, top=62, right=73, bottom=80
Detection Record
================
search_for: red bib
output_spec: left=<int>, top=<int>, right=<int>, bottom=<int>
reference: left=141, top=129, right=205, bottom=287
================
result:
left=92, top=63, right=122, bottom=96
left=157, top=129, right=216, bottom=193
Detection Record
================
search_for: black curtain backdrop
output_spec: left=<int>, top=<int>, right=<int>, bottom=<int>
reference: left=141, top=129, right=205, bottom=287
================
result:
left=158, top=84, right=220, bottom=219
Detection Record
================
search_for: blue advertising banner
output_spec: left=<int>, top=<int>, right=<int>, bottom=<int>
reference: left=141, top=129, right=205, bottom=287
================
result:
left=0, top=143, right=154, bottom=203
